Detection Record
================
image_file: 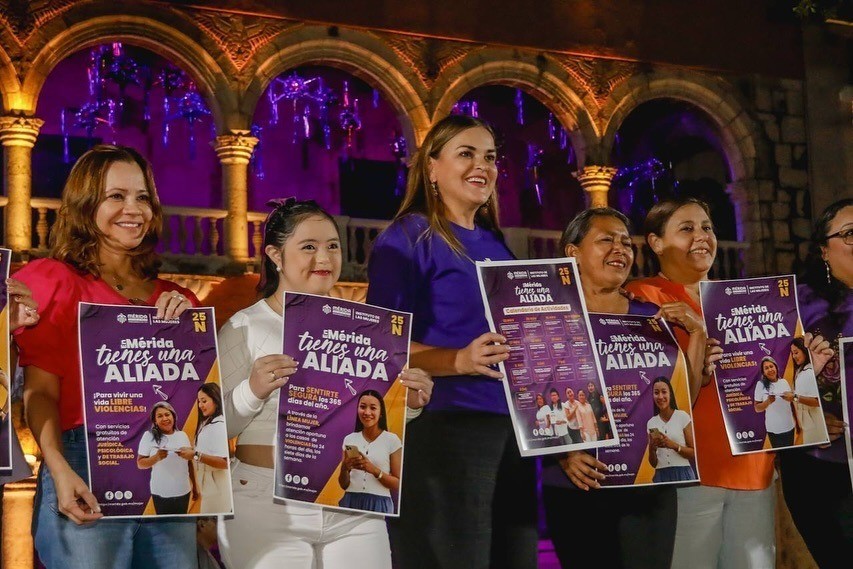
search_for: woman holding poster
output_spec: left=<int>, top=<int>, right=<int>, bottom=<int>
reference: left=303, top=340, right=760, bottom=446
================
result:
left=178, top=383, right=230, bottom=514
left=367, top=114, right=539, bottom=569
left=626, top=197, right=777, bottom=569
left=337, top=389, right=402, bottom=513
left=541, top=207, right=691, bottom=569
left=217, top=198, right=432, bottom=569
left=137, top=401, right=196, bottom=515
left=14, top=145, right=200, bottom=568
left=778, top=197, right=853, bottom=568
left=788, top=337, right=826, bottom=445
left=752, top=356, right=796, bottom=448
left=646, top=376, right=696, bottom=482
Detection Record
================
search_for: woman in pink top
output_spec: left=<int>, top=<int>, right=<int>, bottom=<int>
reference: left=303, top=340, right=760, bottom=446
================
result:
left=575, top=389, right=598, bottom=442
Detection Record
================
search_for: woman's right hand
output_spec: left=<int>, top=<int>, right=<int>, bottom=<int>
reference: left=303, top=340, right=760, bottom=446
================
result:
left=249, top=354, right=299, bottom=400
left=560, top=451, right=606, bottom=491
left=803, top=332, right=834, bottom=376
left=822, top=412, right=847, bottom=445
left=52, top=466, right=102, bottom=525
left=155, top=449, right=168, bottom=462
left=454, top=332, right=509, bottom=379
left=703, top=337, right=724, bottom=376
left=7, top=278, right=39, bottom=331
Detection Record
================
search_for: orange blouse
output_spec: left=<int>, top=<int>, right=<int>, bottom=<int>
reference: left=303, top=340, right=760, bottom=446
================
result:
left=625, top=276, right=775, bottom=490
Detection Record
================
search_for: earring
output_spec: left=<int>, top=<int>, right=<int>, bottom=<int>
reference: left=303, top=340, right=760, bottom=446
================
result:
left=430, top=182, right=438, bottom=197
left=825, top=260, right=832, bottom=284
left=276, top=265, right=282, bottom=273
left=482, top=196, right=492, bottom=209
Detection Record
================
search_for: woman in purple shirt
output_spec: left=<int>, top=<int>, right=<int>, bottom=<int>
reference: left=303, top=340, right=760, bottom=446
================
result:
left=779, top=197, right=853, bottom=567
left=366, top=115, right=537, bottom=569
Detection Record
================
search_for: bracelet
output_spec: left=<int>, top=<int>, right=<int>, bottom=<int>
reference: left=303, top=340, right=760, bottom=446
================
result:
left=376, top=470, right=384, bottom=480
left=676, top=445, right=681, bottom=454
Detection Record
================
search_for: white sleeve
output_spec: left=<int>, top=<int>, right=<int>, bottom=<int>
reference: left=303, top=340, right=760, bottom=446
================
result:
left=795, top=368, right=820, bottom=397
left=219, top=315, right=265, bottom=438
left=754, top=383, right=767, bottom=402
left=137, top=431, right=155, bottom=457
left=198, top=420, right=230, bottom=458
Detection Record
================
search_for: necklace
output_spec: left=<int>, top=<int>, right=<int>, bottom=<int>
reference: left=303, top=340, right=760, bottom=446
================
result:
left=268, top=293, right=284, bottom=314
left=103, top=272, right=145, bottom=305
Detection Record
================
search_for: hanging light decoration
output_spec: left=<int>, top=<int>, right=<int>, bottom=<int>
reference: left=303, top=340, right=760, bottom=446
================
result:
left=389, top=131, right=408, bottom=196
left=526, top=143, right=545, bottom=205
left=250, top=123, right=264, bottom=180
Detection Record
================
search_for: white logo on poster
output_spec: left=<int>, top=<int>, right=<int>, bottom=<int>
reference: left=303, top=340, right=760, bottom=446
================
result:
left=114, top=490, right=124, bottom=500
left=725, top=287, right=732, bottom=296
left=124, top=490, right=133, bottom=500
left=736, top=431, right=743, bottom=440
left=322, top=305, right=331, bottom=314
left=300, top=476, right=309, bottom=485
left=285, top=474, right=293, bottom=483
left=105, top=491, right=114, bottom=500
left=507, top=271, right=514, bottom=279
left=116, top=314, right=127, bottom=324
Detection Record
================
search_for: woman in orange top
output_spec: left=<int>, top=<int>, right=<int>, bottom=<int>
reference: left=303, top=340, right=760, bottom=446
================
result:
left=625, top=197, right=776, bottom=569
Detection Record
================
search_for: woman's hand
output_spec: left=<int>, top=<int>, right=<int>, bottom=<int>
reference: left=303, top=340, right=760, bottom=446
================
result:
left=822, top=412, right=847, bottom=445
left=401, top=368, right=433, bottom=409
left=155, top=290, right=192, bottom=320
left=560, top=451, right=606, bottom=491
left=803, top=332, right=834, bottom=376
left=780, top=391, right=795, bottom=403
left=52, top=466, right=102, bottom=525
left=177, top=447, right=195, bottom=461
left=344, top=452, right=379, bottom=477
left=454, top=332, right=509, bottom=379
left=703, top=338, right=724, bottom=376
left=249, top=354, right=299, bottom=400
left=155, top=449, right=168, bottom=462
left=7, top=278, right=39, bottom=330
left=657, top=302, right=705, bottom=335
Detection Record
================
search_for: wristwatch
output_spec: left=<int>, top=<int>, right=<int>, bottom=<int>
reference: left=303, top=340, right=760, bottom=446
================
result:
left=793, top=394, right=799, bottom=403
left=193, top=451, right=201, bottom=462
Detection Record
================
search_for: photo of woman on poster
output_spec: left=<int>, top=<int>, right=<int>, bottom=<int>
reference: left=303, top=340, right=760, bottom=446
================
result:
left=646, top=377, right=696, bottom=483
left=534, top=393, right=553, bottom=436
left=338, top=389, right=402, bottom=514
left=576, top=389, right=598, bottom=442
left=546, top=388, right=570, bottom=445
left=789, top=337, right=828, bottom=445
left=564, top=388, right=582, bottom=444
left=753, top=356, right=796, bottom=448
left=137, top=401, right=196, bottom=515
left=179, top=383, right=230, bottom=514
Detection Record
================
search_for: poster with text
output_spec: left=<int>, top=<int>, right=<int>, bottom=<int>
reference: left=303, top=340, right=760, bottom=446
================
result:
left=840, top=338, right=853, bottom=491
left=79, top=303, right=232, bottom=518
left=0, top=248, right=10, bottom=473
left=275, top=293, right=411, bottom=517
left=476, top=258, right=618, bottom=457
left=589, top=314, right=699, bottom=487
left=700, top=276, right=829, bottom=454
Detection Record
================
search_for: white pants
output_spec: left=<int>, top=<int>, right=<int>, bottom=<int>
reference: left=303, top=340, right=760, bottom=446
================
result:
left=671, top=482, right=777, bottom=569
left=218, top=460, right=392, bottom=569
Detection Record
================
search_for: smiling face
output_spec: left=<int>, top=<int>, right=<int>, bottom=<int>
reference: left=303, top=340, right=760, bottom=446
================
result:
left=566, top=215, right=634, bottom=290
left=95, top=160, right=153, bottom=252
left=651, top=203, right=717, bottom=278
left=428, top=126, right=497, bottom=220
left=762, top=360, right=779, bottom=381
left=197, top=391, right=217, bottom=418
left=357, top=394, right=382, bottom=430
left=267, top=215, right=342, bottom=296
left=535, top=393, right=545, bottom=407
left=550, top=391, right=560, bottom=405
left=578, top=390, right=587, bottom=404
left=653, top=380, right=672, bottom=411
left=791, top=344, right=807, bottom=366
left=822, top=205, right=853, bottom=288
left=565, top=388, right=575, bottom=402
left=154, top=407, right=175, bottom=434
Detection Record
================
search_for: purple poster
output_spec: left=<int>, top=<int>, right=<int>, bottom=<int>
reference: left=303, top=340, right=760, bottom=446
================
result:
left=476, top=258, right=618, bottom=457
left=275, top=293, right=411, bottom=517
left=589, top=314, right=698, bottom=487
left=700, top=276, right=828, bottom=454
left=79, top=303, right=232, bottom=518
left=0, top=248, right=10, bottom=473
left=840, top=338, right=853, bottom=490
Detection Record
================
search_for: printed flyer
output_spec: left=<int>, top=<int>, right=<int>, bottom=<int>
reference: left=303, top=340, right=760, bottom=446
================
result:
left=0, top=248, right=10, bottom=473
left=840, top=338, right=853, bottom=491
left=275, top=293, right=411, bottom=517
left=79, top=303, right=232, bottom=518
left=589, top=314, right=698, bottom=487
left=476, top=258, right=618, bottom=457
left=700, top=276, right=829, bottom=454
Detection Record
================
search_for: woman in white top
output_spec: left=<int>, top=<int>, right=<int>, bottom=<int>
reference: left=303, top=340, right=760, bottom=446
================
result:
left=216, top=198, right=433, bottom=569
left=546, top=388, right=570, bottom=445
left=646, top=376, right=696, bottom=483
left=563, top=387, right=582, bottom=444
left=534, top=393, right=553, bottom=437
left=137, top=401, right=196, bottom=514
left=575, top=389, right=598, bottom=442
left=753, top=356, right=796, bottom=448
left=789, top=337, right=828, bottom=445
left=338, top=389, right=402, bottom=513
left=179, top=383, right=231, bottom=514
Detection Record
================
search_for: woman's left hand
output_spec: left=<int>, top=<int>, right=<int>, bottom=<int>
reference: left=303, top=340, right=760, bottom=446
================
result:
left=155, top=290, right=192, bottom=320
left=7, top=278, right=39, bottom=331
left=177, top=447, right=195, bottom=461
left=345, top=453, right=377, bottom=476
left=657, top=302, right=704, bottom=335
left=803, top=332, right=834, bottom=376
left=401, top=368, right=433, bottom=409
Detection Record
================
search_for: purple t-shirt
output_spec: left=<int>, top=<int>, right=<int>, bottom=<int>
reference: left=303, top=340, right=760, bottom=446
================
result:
left=366, top=214, right=514, bottom=414
left=798, top=283, right=853, bottom=464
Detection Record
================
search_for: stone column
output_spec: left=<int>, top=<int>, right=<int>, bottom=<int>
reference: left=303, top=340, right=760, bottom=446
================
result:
left=574, top=165, right=618, bottom=209
left=0, top=116, right=44, bottom=257
left=213, top=131, right=258, bottom=265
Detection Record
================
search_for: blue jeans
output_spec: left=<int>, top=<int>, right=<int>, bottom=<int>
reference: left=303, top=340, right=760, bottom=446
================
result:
left=33, top=427, right=197, bottom=569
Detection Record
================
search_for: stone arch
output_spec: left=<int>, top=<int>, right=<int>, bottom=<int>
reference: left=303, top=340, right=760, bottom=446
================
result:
left=245, top=27, right=429, bottom=151
left=20, top=15, right=231, bottom=131
left=600, top=70, right=772, bottom=241
left=430, top=50, right=599, bottom=168
left=0, top=44, right=22, bottom=112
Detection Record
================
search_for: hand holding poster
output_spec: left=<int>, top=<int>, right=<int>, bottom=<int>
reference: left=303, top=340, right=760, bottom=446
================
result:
left=476, top=258, right=618, bottom=457
left=275, top=293, right=411, bottom=516
left=79, top=303, right=232, bottom=518
left=700, top=276, right=829, bottom=454
left=589, top=314, right=698, bottom=487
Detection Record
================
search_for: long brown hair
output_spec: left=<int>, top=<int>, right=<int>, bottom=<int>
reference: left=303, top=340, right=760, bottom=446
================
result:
left=395, top=114, right=502, bottom=256
left=49, top=144, right=164, bottom=279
